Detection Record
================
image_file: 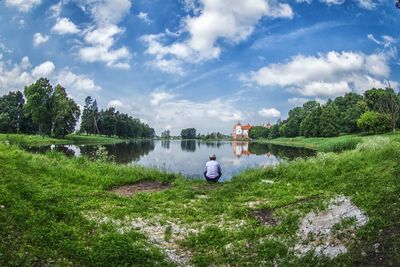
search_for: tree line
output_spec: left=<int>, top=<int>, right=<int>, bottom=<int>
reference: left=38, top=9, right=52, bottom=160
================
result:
left=80, top=96, right=154, bottom=138
left=250, top=87, right=400, bottom=139
left=0, top=78, right=154, bottom=139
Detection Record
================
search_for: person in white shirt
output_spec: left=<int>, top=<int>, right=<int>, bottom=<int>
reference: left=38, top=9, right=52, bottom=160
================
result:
left=203, top=154, right=222, bottom=182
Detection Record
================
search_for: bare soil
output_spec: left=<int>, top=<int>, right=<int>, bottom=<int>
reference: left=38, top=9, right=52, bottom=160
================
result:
left=110, top=181, right=171, bottom=196
left=250, top=208, right=279, bottom=226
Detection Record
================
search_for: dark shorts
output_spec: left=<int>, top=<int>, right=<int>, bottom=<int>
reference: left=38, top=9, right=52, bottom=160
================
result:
left=203, top=171, right=221, bottom=182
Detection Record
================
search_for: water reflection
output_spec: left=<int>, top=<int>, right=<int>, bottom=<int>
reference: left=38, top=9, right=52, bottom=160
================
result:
left=233, top=141, right=315, bottom=160
left=25, top=140, right=315, bottom=181
left=181, top=140, right=196, bottom=152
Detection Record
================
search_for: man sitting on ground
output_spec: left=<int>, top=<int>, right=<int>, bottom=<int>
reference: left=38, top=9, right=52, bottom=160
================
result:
left=204, top=154, right=222, bottom=182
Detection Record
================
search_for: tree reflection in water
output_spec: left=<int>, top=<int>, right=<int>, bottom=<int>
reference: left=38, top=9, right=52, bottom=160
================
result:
left=180, top=140, right=196, bottom=152
left=233, top=141, right=315, bottom=160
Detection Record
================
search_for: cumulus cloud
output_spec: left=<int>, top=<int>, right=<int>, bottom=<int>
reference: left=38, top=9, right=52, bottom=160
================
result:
left=33, top=33, right=49, bottom=47
left=52, top=17, right=80, bottom=35
left=0, top=57, right=34, bottom=94
left=142, top=0, right=293, bottom=74
left=76, top=0, right=131, bottom=69
left=79, top=24, right=130, bottom=69
left=150, top=91, right=176, bottom=106
left=5, top=0, right=41, bottom=12
left=56, top=70, right=101, bottom=92
left=120, top=93, right=246, bottom=134
left=108, top=99, right=126, bottom=108
left=258, top=108, right=281, bottom=118
left=32, top=61, right=55, bottom=77
left=244, top=51, right=393, bottom=98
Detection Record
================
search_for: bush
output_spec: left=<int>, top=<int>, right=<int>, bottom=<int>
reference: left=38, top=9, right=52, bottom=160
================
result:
left=357, top=111, right=391, bottom=134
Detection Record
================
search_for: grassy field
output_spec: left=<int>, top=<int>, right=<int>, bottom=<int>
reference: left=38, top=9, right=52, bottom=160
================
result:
left=0, top=133, right=129, bottom=146
left=0, top=134, right=399, bottom=266
left=258, top=131, right=400, bottom=152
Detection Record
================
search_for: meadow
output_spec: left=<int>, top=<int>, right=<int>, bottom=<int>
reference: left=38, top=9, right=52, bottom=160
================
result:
left=0, top=133, right=399, bottom=266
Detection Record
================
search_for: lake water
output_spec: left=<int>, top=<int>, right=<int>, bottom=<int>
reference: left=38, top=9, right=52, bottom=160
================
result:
left=27, top=140, right=315, bottom=181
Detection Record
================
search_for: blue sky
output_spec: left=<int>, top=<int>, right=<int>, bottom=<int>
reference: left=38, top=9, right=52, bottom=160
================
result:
left=0, top=0, right=399, bottom=135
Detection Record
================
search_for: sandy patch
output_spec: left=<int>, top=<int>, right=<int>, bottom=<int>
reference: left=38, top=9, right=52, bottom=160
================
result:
left=110, top=181, right=171, bottom=196
left=295, top=195, right=368, bottom=258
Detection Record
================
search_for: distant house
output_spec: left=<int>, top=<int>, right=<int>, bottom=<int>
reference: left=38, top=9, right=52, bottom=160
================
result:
left=232, top=122, right=253, bottom=139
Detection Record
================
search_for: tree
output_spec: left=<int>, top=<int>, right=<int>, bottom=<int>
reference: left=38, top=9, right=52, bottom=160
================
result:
left=333, top=93, right=365, bottom=133
left=300, top=106, right=322, bottom=137
left=181, top=128, right=196, bottom=139
left=80, top=96, right=93, bottom=134
left=357, top=111, right=391, bottom=134
left=269, top=123, right=281, bottom=139
left=249, top=126, right=270, bottom=139
left=364, top=88, right=400, bottom=133
left=0, top=91, right=25, bottom=133
left=319, top=104, right=340, bottom=137
left=161, top=130, right=170, bottom=139
left=51, top=85, right=80, bottom=138
left=24, top=78, right=53, bottom=135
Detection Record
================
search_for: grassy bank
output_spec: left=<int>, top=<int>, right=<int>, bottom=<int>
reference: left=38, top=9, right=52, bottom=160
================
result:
left=258, top=131, right=400, bottom=152
left=0, top=133, right=129, bottom=146
left=0, top=134, right=399, bottom=265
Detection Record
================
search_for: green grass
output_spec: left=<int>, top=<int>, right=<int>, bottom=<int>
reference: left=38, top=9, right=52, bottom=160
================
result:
left=258, top=131, right=400, bottom=152
left=0, top=135, right=400, bottom=265
left=0, top=133, right=129, bottom=146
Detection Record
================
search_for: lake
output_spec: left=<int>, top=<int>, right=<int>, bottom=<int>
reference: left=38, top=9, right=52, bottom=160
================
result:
left=27, top=140, right=315, bottom=181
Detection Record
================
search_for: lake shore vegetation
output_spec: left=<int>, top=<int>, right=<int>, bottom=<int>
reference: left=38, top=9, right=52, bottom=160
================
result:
left=1, top=133, right=399, bottom=266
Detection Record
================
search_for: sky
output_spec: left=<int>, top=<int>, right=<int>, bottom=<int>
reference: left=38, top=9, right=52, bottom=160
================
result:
left=0, top=0, right=399, bottom=135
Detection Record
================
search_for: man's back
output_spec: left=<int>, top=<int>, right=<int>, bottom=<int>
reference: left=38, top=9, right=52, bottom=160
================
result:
left=205, top=160, right=221, bottom=179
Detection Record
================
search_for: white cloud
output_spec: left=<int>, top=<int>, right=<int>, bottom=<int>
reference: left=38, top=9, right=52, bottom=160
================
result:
left=50, top=2, right=62, bottom=17
left=150, top=91, right=176, bottom=106
left=5, top=0, right=41, bottom=12
left=119, top=93, right=246, bottom=135
left=258, top=108, right=281, bottom=118
left=0, top=57, right=34, bottom=94
left=79, top=25, right=130, bottom=69
left=32, top=61, right=55, bottom=77
left=56, top=70, right=102, bottom=92
left=108, top=99, right=126, bottom=108
left=137, top=12, right=151, bottom=23
left=367, top=34, right=396, bottom=48
left=33, top=33, right=49, bottom=47
left=75, top=0, right=131, bottom=68
left=288, top=97, right=310, bottom=106
left=245, top=51, right=393, bottom=97
left=356, top=0, right=376, bottom=9
left=320, top=0, right=345, bottom=5
left=142, top=0, right=293, bottom=74
left=85, top=0, right=131, bottom=24
left=52, top=17, right=80, bottom=35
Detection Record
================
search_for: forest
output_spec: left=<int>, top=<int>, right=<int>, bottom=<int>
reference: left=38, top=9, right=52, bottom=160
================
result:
left=250, top=87, right=400, bottom=139
left=0, top=78, right=155, bottom=139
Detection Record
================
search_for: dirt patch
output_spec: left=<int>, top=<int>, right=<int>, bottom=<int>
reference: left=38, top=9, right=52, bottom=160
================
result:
left=354, top=224, right=400, bottom=266
left=110, top=181, right=171, bottom=196
left=250, top=208, right=279, bottom=226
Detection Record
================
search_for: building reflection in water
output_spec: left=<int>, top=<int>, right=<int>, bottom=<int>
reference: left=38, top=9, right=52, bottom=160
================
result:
left=232, top=141, right=250, bottom=157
